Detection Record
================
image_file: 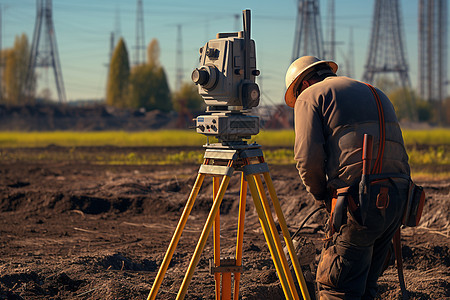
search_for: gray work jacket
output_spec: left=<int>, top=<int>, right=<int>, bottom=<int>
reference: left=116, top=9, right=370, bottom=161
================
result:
left=293, top=76, right=410, bottom=202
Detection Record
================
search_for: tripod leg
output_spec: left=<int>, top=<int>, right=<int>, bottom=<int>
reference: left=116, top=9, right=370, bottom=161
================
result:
left=246, top=174, right=295, bottom=300
left=147, top=173, right=205, bottom=300
left=222, top=272, right=232, bottom=300
left=263, top=172, right=311, bottom=300
left=233, top=173, right=247, bottom=300
left=177, top=175, right=232, bottom=300
left=213, top=176, right=221, bottom=300
left=254, top=175, right=300, bottom=300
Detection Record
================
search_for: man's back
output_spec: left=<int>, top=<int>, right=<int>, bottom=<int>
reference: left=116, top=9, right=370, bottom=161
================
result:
left=294, top=76, right=410, bottom=198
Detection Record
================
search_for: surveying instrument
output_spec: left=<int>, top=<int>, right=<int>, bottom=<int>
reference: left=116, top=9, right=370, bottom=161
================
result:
left=147, top=10, right=311, bottom=300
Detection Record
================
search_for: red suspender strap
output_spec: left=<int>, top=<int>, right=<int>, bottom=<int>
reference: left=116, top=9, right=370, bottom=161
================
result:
left=364, top=83, right=409, bottom=299
left=364, top=83, right=385, bottom=174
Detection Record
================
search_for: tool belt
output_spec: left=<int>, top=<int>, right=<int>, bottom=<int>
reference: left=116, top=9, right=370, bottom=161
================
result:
left=329, top=84, right=425, bottom=234
left=329, top=172, right=425, bottom=234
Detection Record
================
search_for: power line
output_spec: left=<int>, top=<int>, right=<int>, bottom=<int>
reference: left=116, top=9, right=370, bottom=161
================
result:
left=175, top=24, right=183, bottom=91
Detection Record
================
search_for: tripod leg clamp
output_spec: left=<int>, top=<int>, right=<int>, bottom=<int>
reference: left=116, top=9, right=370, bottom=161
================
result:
left=209, top=258, right=243, bottom=275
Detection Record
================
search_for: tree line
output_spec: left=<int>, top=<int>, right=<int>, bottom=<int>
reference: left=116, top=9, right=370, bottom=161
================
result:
left=0, top=34, right=204, bottom=115
left=0, top=33, right=449, bottom=125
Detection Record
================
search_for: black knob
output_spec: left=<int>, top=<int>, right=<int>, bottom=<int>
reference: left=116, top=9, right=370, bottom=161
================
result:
left=191, top=68, right=209, bottom=85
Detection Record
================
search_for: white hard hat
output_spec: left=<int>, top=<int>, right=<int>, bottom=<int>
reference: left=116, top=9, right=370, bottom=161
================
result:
left=284, top=56, right=338, bottom=108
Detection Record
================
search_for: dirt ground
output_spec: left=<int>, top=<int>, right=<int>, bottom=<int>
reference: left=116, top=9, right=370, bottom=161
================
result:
left=0, top=146, right=448, bottom=299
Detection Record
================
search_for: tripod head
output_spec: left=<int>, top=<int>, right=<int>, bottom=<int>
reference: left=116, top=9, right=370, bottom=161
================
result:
left=192, top=10, right=260, bottom=145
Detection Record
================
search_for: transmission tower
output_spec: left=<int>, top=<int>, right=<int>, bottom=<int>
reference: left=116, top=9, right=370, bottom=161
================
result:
left=0, top=6, right=3, bottom=102
left=418, top=0, right=447, bottom=121
left=325, top=0, right=335, bottom=60
left=134, top=0, right=145, bottom=65
left=291, top=0, right=324, bottom=62
left=108, top=32, right=115, bottom=67
left=108, top=6, right=122, bottom=65
left=175, top=24, right=183, bottom=91
left=234, top=14, right=240, bottom=31
left=27, top=0, right=66, bottom=103
left=362, top=0, right=416, bottom=119
left=347, top=28, right=354, bottom=78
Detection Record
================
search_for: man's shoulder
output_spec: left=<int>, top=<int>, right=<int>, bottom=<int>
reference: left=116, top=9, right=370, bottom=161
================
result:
left=303, top=76, right=359, bottom=96
left=322, top=76, right=363, bottom=87
left=315, top=77, right=380, bottom=97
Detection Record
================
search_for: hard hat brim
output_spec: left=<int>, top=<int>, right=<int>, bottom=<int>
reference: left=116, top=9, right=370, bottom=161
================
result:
left=284, top=60, right=338, bottom=108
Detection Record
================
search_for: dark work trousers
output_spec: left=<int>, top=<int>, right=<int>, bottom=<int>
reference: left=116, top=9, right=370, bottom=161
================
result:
left=316, top=180, right=408, bottom=300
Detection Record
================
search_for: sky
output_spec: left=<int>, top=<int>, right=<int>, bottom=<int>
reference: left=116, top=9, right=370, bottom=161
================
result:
left=2, top=0, right=449, bottom=106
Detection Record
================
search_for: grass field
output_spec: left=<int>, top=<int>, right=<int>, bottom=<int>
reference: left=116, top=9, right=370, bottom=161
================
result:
left=0, top=129, right=449, bottom=147
left=0, top=129, right=448, bottom=179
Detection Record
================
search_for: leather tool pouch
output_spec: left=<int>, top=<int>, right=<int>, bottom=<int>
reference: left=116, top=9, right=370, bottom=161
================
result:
left=402, top=182, right=426, bottom=227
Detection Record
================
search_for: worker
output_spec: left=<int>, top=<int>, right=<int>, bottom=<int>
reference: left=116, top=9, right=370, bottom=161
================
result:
left=284, top=56, right=410, bottom=299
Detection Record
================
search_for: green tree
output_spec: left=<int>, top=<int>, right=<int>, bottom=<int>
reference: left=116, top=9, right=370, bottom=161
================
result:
left=2, top=34, right=33, bottom=105
left=388, top=87, right=418, bottom=121
left=375, top=77, right=399, bottom=95
left=106, top=38, right=130, bottom=108
left=415, top=98, right=433, bottom=122
left=172, top=82, right=205, bottom=112
left=128, top=39, right=171, bottom=111
left=444, top=96, right=450, bottom=125
left=128, top=63, right=171, bottom=111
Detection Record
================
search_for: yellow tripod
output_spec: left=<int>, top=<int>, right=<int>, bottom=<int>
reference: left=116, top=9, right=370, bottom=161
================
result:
left=147, top=144, right=311, bottom=300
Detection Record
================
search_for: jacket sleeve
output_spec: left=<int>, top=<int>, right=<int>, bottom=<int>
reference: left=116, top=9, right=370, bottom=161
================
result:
left=294, top=98, right=328, bottom=202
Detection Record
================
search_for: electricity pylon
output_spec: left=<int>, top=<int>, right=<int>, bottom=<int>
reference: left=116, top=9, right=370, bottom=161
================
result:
left=134, top=0, right=145, bottom=65
left=362, top=0, right=416, bottom=119
left=419, top=0, right=447, bottom=123
left=27, top=0, right=66, bottom=103
left=175, top=24, right=183, bottom=91
left=291, top=0, right=324, bottom=62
